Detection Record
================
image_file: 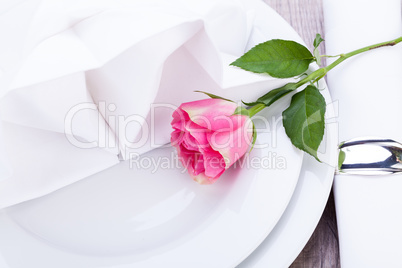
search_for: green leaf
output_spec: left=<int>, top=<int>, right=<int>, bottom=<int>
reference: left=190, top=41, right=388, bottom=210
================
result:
left=232, top=106, right=250, bottom=116
left=282, top=85, right=326, bottom=160
left=255, top=82, right=298, bottom=106
left=242, top=100, right=259, bottom=106
left=194, top=91, right=233, bottom=102
left=230, top=39, right=314, bottom=78
left=338, top=149, right=346, bottom=171
left=242, top=82, right=298, bottom=107
left=313, top=34, right=324, bottom=66
left=313, top=33, right=324, bottom=49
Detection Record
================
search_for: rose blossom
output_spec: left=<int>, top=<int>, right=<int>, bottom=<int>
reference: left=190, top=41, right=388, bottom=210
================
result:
left=171, top=98, right=253, bottom=184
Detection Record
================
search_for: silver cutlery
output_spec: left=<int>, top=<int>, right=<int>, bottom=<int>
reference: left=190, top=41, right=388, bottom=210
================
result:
left=338, top=137, right=402, bottom=175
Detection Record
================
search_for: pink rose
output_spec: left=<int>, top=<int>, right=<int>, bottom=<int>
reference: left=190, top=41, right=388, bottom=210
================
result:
left=171, top=98, right=253, bottom=184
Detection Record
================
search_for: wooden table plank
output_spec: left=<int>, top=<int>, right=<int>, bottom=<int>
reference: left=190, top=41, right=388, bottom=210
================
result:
left=263, top=1, right=340, bottom=267
left=264, top=0, right=325, bottom=51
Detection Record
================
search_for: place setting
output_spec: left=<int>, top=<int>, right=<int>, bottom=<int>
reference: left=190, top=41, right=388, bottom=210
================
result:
left=0, top=0, right=400, bottom=267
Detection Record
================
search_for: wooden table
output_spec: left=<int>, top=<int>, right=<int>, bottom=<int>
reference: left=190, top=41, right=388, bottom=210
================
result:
left=263, top=0, right=340, bottom=267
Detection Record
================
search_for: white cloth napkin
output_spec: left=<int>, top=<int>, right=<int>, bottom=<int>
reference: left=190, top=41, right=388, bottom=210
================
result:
left=0, top=0, right=294, bottom=209
left=324, top=0, right=402, bottom=267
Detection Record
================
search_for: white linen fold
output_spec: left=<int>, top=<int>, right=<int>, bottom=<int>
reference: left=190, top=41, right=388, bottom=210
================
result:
left=0, top=0, right=292, bottom=208
left=324, top=0, right=402, bottom=267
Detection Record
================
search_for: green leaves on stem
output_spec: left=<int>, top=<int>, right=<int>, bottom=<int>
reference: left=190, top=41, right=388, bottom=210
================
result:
left=229, top=34, right=402, bottom=160
left=229, top=36, right=328, bottom=159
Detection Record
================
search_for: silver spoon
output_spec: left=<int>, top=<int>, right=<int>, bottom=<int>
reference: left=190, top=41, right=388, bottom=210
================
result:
left=338, top=137, right=402, bottom=175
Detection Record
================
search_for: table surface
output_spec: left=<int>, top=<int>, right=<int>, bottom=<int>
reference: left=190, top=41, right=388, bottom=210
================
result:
left=263, top=0, right=340, bottom=267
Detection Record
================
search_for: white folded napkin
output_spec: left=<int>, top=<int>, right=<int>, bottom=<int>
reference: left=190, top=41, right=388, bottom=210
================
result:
left=324, top=0, right=402, bottom=267
left=0, top=0, right=294, bottom=209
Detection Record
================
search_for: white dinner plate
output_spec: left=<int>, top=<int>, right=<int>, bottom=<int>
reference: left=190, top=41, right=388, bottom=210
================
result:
left=0, top=114, right=302, bottom=268
left=0, top=0, right=305, bottom=258
left=0, top=1, right=337, bottom=268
